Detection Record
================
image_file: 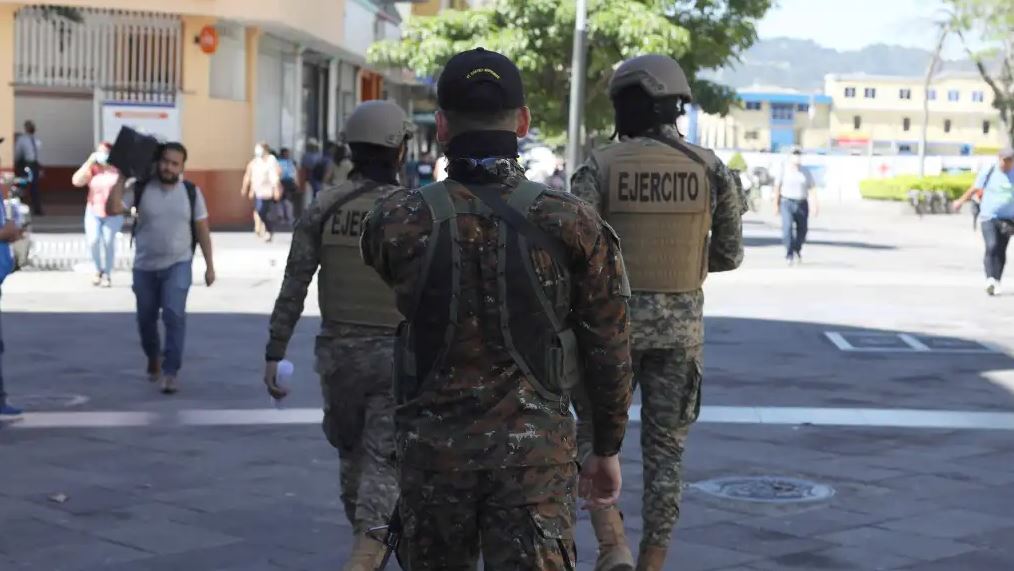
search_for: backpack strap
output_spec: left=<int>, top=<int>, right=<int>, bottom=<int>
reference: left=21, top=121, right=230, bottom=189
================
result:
left=983, top=165, right=996, bottom=189
left=416, top=182, right=458, bottom=324
left=184, top=180, right=198, bottom=253
left=129, top=178, right=149, bottom=247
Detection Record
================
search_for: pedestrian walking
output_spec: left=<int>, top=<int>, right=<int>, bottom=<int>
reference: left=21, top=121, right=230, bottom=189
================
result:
left=570, top=54, right=745, bottom=571
left=264, top=100, right=413, bottom=571
left=322, top=141, right=354, bottom=189
left=774, top=148, right=818, bottom=265
left=0, top=192, right=26, bottom=418
left=415, top=152, right=435, bottom=185
left=301, top=139, right=327, bottom=199
left=953, top=146, right=1014, bottom=296
left=361, top=47, right=633, bottom=569
left=14, top=120, right=44, bottom=216
left=242, top=142, right=282, bottom=242
left=277, top=147, right=299, bottom=225
left=72, top=142, right=123, bottom=287
left=106, top=142, right=216, bottom=394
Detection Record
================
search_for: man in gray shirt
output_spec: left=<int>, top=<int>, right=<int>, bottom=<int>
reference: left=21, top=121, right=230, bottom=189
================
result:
left=14, top=120, right=44, bottom=215
left=107, top=142, right=216, bottom=394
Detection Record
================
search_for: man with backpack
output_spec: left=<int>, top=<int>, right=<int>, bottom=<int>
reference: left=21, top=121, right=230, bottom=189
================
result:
left=106, top=142, right=216, bottom=394
left=0, top=192, right=26, bottom=418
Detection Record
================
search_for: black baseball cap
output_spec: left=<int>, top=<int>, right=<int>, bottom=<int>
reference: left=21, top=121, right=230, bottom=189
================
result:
left=437, top=48, right=525, bottom=112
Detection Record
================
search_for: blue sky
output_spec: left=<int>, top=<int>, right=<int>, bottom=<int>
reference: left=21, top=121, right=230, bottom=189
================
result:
left=757, top=0, right=983, bottom=58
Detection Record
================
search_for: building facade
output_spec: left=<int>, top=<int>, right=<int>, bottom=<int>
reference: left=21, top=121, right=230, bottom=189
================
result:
left=0, top=0, right=420, bottom=226
left=824, top=72, right=1007, bottom=155
left=694, top=88, right=832, bottom=152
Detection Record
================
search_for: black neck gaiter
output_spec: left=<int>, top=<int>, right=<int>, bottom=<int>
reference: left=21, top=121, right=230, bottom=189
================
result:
left=445, top=131, right=519, bottom=160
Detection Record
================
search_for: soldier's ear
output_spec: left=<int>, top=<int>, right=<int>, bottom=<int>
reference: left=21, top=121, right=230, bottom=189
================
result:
left=435, top=110, right=451, bottom=145
left=515, top=107, right=531, bottom=138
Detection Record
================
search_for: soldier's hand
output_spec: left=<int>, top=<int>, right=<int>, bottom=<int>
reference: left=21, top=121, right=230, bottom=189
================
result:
left=264, top=360, right=289, bottom=400
left=579, top=454, right=622, bottom=509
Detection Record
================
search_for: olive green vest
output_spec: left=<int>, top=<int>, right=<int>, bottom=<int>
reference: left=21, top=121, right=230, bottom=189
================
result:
left=319, top=182, right=401, bottom=328
left=591, top=137, right=715, bottom=293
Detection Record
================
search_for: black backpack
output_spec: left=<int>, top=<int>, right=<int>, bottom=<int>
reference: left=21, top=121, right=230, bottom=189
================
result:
left=130, top=179, right=199, bottom=253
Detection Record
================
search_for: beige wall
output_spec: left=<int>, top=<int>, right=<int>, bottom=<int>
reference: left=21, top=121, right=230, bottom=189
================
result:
left=0, top=0, right=347, bottom=48
left=0, top=4, right=16, bottom=168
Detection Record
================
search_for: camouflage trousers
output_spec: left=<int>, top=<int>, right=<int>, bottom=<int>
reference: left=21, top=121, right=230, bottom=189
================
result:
left=575, top=344, right=703, bottom=552
left=397, top=463, right=577, bottom=570
left=316, top=334, right=399, bottom=534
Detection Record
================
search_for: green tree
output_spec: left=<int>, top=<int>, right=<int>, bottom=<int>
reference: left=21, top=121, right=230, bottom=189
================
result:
left=947, top=0, right=1014, bottom=145
left=369, top=0, right=772, bottom=140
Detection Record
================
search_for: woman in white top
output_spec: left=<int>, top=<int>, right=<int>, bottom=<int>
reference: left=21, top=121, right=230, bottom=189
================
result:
left=241, top=142, right=282, bottom=242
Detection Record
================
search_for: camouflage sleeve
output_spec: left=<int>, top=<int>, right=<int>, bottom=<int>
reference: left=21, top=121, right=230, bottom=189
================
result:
left=361, top=190, right=432, bottom=305
left=569, top=204, right=633, bottom=457
left=265, top=199, right=327, bottom=361
left=568, top=158, right=603, bottom=210
left=708, top=162, right=745, bottom=273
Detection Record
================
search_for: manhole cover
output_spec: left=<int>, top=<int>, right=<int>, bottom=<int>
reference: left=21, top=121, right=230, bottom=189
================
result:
left=15, top=394, right=89, bottom=410
left=693, top=476, right=835, bottom=504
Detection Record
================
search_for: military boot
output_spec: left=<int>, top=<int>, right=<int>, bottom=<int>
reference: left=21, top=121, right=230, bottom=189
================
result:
left=635, top=545, right=668, bottom=571
left=590, top=507, right=634, bottom=571
left=342, top=534, right=386, bottom=571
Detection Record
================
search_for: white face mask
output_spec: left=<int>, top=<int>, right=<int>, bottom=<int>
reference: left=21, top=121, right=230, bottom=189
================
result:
left=254, top=147, right=264, bottom=158
left=95, top=152, right=109, bottom=165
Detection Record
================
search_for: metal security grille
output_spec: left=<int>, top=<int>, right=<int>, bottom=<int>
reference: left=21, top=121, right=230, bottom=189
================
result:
left=14, top=6, right=181, bottom=103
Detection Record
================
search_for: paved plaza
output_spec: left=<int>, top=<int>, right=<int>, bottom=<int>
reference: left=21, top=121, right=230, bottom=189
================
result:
left=2, top=201, right=1014, bottom=570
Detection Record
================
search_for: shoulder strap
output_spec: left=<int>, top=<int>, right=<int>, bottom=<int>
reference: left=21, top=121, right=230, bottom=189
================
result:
left=646, top=133, right=709, bottom=168
left=184, top=180, right=198, bottom=253
left=419, top=182, right=455, bottom=223
left=984, top=166, right=995, bottom=188
left=321, top=181, right=381, bottom=227
left=452, top=180, right=569, bottom=268
left=130, top=179, right=149, bottom=246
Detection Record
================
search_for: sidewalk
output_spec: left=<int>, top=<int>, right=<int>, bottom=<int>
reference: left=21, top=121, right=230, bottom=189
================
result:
left=2, top=202, right=1013, bottom=570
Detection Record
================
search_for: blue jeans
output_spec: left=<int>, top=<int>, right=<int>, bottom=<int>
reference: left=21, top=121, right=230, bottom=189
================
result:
left=84, top=206, right=124, bottom=276
left=132, top=261, right=192, bottom=375
left=780, top=198, right=809, bottom=258
left=981, top=219, right=1011, bottom=281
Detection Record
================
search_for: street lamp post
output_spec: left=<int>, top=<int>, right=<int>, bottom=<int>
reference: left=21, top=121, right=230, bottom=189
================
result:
left=565, top=0, right=588, bottom=186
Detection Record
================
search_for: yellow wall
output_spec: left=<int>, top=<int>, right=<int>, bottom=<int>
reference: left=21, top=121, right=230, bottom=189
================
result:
left=411, top=0, right=470, bottom=16
left=0, top=0, right=347, bottom=48
left=825, top=74, right=1007, bottom=149
left=0, top=4, right=16, bottom=168
left=179, top=15, right=255, bottom=171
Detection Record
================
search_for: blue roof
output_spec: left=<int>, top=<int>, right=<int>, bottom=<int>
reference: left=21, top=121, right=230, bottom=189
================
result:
left=739, top=92, right=832, bottom=105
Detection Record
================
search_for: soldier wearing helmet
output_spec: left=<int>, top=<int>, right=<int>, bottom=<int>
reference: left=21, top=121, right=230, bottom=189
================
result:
left=571, top=54, right=745, bottom=571
left=264, top=99, right=413, bottom=571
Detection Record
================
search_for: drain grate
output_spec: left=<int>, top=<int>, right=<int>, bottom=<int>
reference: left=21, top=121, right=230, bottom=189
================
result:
left=693, top=476, right=835, bottom=504
left=14, top=393, right=90, bottom=410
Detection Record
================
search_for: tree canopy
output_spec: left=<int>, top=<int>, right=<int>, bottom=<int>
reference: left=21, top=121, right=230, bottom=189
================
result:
left=369, top=0, right=773, bottom=140
left=948, top=0, right=1014, bottom=145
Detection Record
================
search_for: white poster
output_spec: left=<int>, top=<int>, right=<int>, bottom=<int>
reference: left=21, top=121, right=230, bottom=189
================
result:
left=102, top=102, right=181, bottom=145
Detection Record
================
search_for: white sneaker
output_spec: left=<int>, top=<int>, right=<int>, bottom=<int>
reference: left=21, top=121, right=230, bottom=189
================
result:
left=986, top=278, right=1000, bottom=296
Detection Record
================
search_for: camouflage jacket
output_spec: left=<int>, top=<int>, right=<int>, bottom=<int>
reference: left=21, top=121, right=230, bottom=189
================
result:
left=266, top=174, right=402, bottom=362
left=361, top=159, right=633, bottom=469
left=570, top=126, right=745, bottom=350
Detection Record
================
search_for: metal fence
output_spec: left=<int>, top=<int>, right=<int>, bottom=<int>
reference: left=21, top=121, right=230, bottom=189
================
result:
left=23, top=234, right=135, bottom=272
left=15, top=6, right=182, bottom=103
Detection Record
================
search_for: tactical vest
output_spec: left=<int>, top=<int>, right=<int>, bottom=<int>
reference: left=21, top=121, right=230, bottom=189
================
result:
left=591, top=137, right=716, bottom=293
left=319, top=181, right=401, bottom=328
left=393, top=180, right=581, bottom=406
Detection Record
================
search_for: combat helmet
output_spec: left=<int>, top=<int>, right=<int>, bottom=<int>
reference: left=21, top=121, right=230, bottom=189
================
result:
left=608, top=54, right=692, bottom=102
left=344, top=100, right=414, bottom=148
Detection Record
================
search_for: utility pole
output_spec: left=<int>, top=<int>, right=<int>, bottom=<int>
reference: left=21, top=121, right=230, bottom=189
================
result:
left=565, top=0, right=588, bottom=185
left=920, top=23, right=949, bottom=177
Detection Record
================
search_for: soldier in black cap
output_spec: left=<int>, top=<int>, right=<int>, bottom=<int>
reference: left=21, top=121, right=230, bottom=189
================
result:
left=361, top=48, right=634, bottom=569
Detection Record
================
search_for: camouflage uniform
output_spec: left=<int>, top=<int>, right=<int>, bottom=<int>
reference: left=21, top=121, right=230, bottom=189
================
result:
left=362, top=160, right=633, bottom=569
left=266, top=174, right=402, bottom=534
left=571, top=125, right=744, bottom=553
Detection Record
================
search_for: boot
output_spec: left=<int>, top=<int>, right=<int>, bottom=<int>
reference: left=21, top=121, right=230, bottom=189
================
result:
left=635, top=545, right=668, bottom=571
left=342, top=534, right=386, bottom=571
left=590, top=507, right=634, bottom=571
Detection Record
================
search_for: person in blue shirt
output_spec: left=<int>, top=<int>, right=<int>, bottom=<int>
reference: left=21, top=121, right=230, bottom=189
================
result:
left=277, top=147, right=299, bottom=224
left=953, top=146, right=1014, bottom=296
left=0, top=190, right=26, bottom=417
